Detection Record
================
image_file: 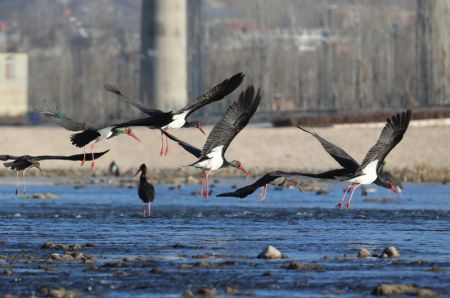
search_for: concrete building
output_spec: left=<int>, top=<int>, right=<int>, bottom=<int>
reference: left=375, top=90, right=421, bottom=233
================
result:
left=0, top=52, right=28, bottom=116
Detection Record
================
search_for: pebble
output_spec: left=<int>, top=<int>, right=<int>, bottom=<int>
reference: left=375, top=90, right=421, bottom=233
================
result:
left=257, top=245, right=284, bottom=259
left=183, top=290, right=194, bottom=298
left=380, top=246, right=400, bottom=258
left=357, top=248, right=370, bottom=258
left=29, top=193, right=61, bottom=199
left=286, top=261, right=324, bottom=271
left=197, top=287, right=216, bottom=297
left=372, top=284, right=439, bottom=297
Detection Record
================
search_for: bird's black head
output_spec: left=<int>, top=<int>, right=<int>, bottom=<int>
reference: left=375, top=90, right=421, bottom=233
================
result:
left=229, top=160, right=250, bottom=176
left=135, top=163, right=147, bottom=177
left=184, top=121, right=206, bottom=136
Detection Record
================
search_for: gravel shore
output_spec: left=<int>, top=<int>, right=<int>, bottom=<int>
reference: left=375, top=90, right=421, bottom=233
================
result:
left=0, top=124, right=449, bottom=179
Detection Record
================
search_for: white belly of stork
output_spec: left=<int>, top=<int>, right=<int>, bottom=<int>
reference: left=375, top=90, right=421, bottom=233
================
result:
left=348, top=160, right=379, bottom=185
left=98, top=127, right=114, bottom=142
left=193, top=145, right=224, bottom=171
left=162, top=111, right=188, bottom=130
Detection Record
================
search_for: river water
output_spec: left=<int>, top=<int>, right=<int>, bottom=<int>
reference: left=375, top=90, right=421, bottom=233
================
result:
left=0, top=179, right=449, bottom=297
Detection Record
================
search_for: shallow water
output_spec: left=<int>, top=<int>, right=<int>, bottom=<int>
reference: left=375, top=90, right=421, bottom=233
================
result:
left=0, top=180, right=449, bottom=297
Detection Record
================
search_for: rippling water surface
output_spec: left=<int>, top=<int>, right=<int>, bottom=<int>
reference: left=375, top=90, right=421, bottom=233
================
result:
left=0, top=180, right=449, bottom=297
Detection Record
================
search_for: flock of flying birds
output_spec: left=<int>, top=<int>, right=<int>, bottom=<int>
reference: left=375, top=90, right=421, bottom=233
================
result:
left=1, top=72, right=412, bottom=216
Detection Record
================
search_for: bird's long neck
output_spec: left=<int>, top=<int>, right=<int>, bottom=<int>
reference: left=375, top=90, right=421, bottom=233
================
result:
left=140, top=168, right=147, bottom=180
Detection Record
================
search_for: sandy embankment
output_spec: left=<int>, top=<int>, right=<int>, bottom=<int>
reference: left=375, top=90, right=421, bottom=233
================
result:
left=0, top=123, right=449, bottom=178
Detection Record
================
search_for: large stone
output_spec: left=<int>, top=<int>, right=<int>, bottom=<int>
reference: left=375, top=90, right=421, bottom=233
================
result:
left=257, top=245, right=284, bottom=259
left=358, top=248, right=370, bottom=258
left=373, top=284, right=439, bottom=297
left=381, top=246, right=400, bottom=258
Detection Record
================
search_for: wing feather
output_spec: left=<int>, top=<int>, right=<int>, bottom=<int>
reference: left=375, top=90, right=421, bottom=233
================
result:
left=298, top=127, right=359, bottom=171
left=160, top=129, right=202, bottom=158
left=357, top=110, right=411, bottom=175
left=42, top=112, right=88, bottom=131
left=33, top=150, right=110, bottom=162
left=176, top=72, right=244, bottom=116
left=200, top=86, right=260, bottom=158
left=104, top=83, right=166, bottom=116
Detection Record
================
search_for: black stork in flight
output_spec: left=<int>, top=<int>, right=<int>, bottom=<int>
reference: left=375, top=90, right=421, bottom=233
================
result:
left=160, top=86, right=260, bottom=199
left=218, top=110, right=411, bottom=206
left=134, top=164, right=155, bottom=217
left=0, top=150, right=109, bottom=197
left=104, top=72, right=244, bottom=156
left=217, top=171, right=305, bottom=200
left=42, top=111, right=140, bottom=170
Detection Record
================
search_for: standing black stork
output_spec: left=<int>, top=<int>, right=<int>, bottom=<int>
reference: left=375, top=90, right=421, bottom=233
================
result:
left=42, top=111, right=140, bottom=170
left=0, top=150, right=109, bottom=196
left=104, top=72, right=244, bottom=156
left=134, top=164, right=155, bottom=217
left=218, top=110, right=411, bottom=205
left=160, top=86, right=260, bottom=198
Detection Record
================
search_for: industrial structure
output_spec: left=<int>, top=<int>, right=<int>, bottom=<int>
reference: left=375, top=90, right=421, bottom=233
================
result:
left=0, top=0, right=449, bottom=123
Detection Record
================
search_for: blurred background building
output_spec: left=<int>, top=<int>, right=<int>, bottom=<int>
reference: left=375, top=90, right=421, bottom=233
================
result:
left=0, top=0, right=449, bottom=124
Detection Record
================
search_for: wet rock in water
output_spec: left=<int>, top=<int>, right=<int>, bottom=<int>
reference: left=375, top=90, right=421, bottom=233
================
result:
left=29, top=193, right=61, bottom=199
left=363, top=197, right=397, bottom=203
left=428, top=266, right=446, bottom=272
left=183, top=289, right=194, bottom=298
left=173, top=243, right=186, bottom=249
left=257, top=245, right=284, bottom=259
left=315, top=188, right=328, bottom=195
left=3, top=294, right=17, bottom=298
left=357, top=248, right=371, bottom=258
left=2, top=269, right=13, bottom=275
left=49, top=287, right=81, bottom=298
left=84, top=265, right=100, bottom=272
left=262, top=271, right=272, bottom=276
left=178, top=264, right=193, bottom=270
left=372, top=284, right=439, bottom=297
left=286, top=261, right=324, bottom=271
left=380, top=246, right=400, bottom=258
left=150, top=267, right=164, bottom=274
left=103, top=261, right=125, bottom=268
left=197, top=287, right=216, bottom=297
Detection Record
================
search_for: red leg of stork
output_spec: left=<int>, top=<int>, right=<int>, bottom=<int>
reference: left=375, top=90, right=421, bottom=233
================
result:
left=337, top=184, right=353, bottom=208
left=259, top=184, right=268, bottom=201
left=15, top=171, right=19, bottom=196
left=22, top=170, right=27, bottom=198
left=164, top=134, right=169, bottom=156
left=90, top=143, right=95, bottom=171
left=199, top=172, right=204, bottom=197
left=345, top=184, right=361, bottom=209
left=160, top=131, right=164, bottom=156
left=81, top=146, right=86, bottom=166
left=205, top=171, right=210, bottom=200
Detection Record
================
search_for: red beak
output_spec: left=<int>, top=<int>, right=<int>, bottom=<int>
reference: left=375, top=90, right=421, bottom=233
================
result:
left=390, top=184, right=401, bottom=196
left=127, top=129, right=141, bottom=142
left=239, top=165, right=251, bottom=177
left=197, top=124, right=206, bottom=136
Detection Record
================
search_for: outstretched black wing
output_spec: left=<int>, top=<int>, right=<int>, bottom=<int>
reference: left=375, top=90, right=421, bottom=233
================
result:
left=357, top=110, right=411, bottom=175
left=112, top=112, right=173, bottom=129
left=200, top=86, right=260, bottom=158
left=0, top=155, right=18, bottom=161
left=32, top=150, right=110, bottom=162
left=175, top=72, right=244, bottom=116
left=298, top=127, right=359, bottom=172
left=42, top=112, right=89, bottom=131
left=104, top=83, right=166, bottom=116
left=160, top=129, right=202, bottom=158
left=217, top=171, right=290, bottom=198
